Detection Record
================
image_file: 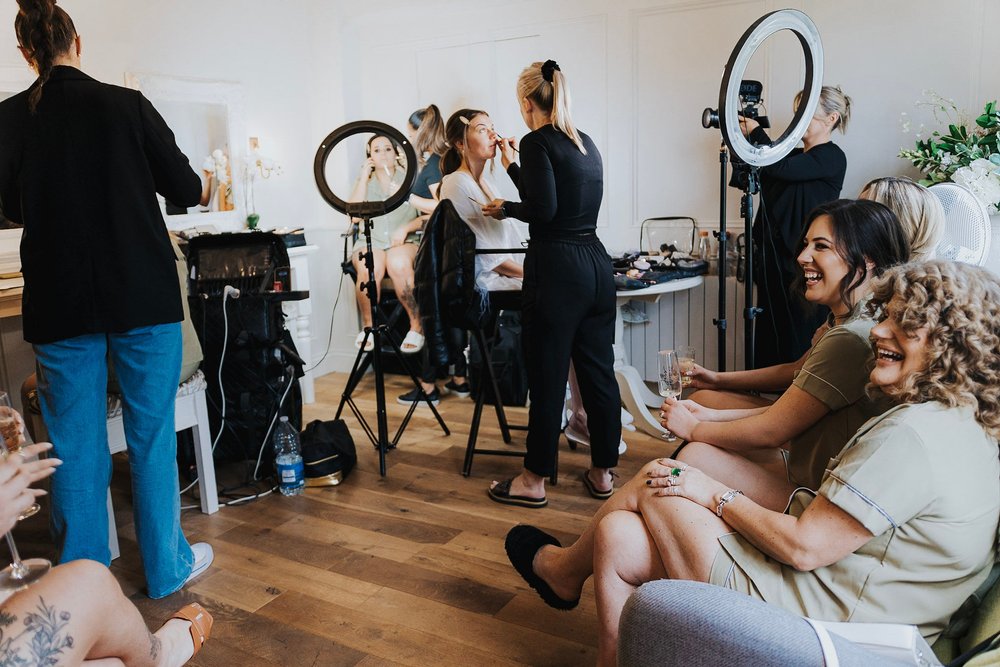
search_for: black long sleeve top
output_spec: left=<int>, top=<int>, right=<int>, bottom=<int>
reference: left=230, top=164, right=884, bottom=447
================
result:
left=504, top=124, right=603, bottom=240
left=0, top=66, right=201, bottom=343
left=749, top=125, right=846, bottom=261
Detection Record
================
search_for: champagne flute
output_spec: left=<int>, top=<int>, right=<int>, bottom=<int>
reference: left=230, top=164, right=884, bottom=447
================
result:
left=678, top=345, right=696, bottom=388
left=657, top=350, right=683, bottom=442
left=0, top=391, right=51, bottom=591
left=0, top=395, right=39, bottom=520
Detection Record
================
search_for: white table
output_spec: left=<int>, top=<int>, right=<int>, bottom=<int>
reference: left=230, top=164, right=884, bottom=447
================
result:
left=615, top=277, right=704, bottom=437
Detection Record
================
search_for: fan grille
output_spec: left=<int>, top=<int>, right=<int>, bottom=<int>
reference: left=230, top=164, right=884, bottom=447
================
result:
left=930, top=183, right=991, bottom=267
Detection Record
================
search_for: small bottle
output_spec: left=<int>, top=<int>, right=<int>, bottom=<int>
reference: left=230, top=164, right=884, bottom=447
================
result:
left=273, top=416, right=305, bottom=496
left=695, top=230, right=711, bottom=260
left=707, top=232, right=720, bottom=276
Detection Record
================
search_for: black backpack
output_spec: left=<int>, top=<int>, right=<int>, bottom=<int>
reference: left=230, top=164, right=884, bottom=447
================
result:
left=468, top=311, right=529, bottom=407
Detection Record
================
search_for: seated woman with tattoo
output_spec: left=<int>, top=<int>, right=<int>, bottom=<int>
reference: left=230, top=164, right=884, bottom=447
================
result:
left=1, top=444, right=212, bottom=666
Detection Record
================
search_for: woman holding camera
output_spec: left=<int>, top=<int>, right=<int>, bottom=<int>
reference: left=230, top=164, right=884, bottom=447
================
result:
left=743, top=85, right=851, bottom=367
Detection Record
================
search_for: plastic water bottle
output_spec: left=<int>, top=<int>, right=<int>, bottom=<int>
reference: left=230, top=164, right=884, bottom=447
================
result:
left=273, top=416, right=304, bottom=496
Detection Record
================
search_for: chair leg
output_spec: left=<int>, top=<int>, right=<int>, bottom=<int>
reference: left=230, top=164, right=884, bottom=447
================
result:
left=463, top=375, right=489, bottom=477
left=191, top=389, right=219, bottom=515
left=107, top=489, right=120, bottom=561
left=477, top=328, right=512, bottom=444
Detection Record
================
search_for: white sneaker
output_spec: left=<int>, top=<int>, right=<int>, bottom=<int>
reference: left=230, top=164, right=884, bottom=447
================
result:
left=184, top=542, right=214, bottom=585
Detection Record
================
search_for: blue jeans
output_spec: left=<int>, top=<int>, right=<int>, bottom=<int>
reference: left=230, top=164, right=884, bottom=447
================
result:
left=34, top=323, right=194, bottom=598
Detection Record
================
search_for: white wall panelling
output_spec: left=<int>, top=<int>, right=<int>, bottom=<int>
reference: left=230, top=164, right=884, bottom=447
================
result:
left=0, top=1, right=996, bottom=376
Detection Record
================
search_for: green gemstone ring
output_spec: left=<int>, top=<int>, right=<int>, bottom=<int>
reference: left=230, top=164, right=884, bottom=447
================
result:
left=670, top=467, right=683, bottom=477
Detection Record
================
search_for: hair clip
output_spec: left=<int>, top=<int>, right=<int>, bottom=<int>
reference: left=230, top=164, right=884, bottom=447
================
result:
left=459, top=116, right=470, bottom=125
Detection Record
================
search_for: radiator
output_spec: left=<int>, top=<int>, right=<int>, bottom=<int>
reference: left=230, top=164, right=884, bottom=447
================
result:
left=620, top=276, right=753, bottom=381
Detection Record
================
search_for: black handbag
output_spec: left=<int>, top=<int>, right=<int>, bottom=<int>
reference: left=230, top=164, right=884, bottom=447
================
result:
left=300, top=419, right=357, bottom=486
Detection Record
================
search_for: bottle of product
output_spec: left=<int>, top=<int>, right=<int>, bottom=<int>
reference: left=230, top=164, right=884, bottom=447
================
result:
left=273, top=416, right=305, bottom=496
left=707, top=232, right=720, bottom=276
left=695, top=230, right=712, bottom=270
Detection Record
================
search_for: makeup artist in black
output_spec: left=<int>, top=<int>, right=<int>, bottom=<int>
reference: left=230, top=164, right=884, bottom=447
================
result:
left=483, top=59, right=620, bottom=508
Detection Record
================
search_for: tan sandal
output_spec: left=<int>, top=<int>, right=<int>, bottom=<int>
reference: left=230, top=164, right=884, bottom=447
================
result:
left=170, top=602, right=213, bottom=659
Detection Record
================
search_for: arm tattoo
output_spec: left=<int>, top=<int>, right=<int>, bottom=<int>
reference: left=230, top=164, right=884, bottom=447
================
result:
left=0, top=598, right=74, bottom=667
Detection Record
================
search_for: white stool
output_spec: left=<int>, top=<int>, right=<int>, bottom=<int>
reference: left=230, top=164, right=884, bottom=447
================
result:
left=105, top=369, right=217, bottom=560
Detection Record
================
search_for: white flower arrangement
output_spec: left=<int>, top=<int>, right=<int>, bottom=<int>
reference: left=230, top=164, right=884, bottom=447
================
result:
left=899, top=92, right=1000, bottom=214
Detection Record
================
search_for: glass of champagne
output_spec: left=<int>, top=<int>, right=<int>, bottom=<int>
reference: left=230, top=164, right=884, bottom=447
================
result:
left=678, top=345, right=696, bottom=388
left=657, top=350, right=683, bottom=442
left=0, top=396, right=39, bottom=520
left=0, top=391, right=51, bottom=592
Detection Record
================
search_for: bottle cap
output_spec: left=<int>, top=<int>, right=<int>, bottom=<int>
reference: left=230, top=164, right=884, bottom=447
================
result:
left=280, top=416, right=289, bottom=422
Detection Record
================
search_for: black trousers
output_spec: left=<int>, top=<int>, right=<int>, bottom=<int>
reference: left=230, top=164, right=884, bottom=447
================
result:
left=521, top=235, right=620, bottom=477
left=752, top=248, right=827, bottom=369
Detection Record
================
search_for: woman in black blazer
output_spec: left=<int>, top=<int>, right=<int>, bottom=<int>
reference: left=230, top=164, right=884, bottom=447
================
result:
left=0, top=0, right=212, bottom=600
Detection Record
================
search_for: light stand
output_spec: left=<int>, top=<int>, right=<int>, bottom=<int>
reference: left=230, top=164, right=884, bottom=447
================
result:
left=714, top=143, right=728, bottom=371
left=701, top=9, right=824, bottom=370
left=314, top=121, right=448, bottom=477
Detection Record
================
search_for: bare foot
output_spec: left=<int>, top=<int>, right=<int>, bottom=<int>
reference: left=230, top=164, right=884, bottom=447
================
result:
left=534, top=545, right=585, bottom=603
left=490, top=473, right=545, bottom=500
left=586, top=469, right=614, bottom=494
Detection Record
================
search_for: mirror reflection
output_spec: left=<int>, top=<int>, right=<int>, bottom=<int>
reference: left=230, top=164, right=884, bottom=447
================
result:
left=153, top=100, right=232, bottom=215
left=324, top=132, right=411, bottom=207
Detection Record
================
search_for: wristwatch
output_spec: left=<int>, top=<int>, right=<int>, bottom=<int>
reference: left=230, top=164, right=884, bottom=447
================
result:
left=715, top=489, right=743, bottom=517
left=499, top=201, right=509, bottom=219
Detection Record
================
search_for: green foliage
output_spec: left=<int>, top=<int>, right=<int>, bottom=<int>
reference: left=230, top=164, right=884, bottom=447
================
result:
left=899, top=99, right=1000, bottom=185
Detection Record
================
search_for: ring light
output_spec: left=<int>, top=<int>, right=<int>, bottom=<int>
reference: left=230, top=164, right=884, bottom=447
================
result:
left=313, top=120, right=418, bottom=217
left=718, top=9, right=824, bottom=166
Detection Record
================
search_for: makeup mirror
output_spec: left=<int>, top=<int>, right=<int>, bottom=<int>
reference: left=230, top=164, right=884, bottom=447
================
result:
left=125, top=73, right=247, bottom=231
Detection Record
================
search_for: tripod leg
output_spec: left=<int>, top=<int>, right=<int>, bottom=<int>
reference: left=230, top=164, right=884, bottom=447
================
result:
left=382, top=331, right=450, bottom=437
left=336, top=330, right=373, bottom=420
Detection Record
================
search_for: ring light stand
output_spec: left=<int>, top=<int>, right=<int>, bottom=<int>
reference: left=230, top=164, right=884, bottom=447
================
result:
left=314, top=120, right=448, bottom=477
left=711, top=9, right=823, bottom=370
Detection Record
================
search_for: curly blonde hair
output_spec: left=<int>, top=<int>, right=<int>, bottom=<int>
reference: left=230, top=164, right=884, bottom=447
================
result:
left=867, top=260, right=1000, bottom=439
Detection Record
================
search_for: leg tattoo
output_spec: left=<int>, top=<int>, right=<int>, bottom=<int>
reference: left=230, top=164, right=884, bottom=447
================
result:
left=0, top=597, right=74, bottom=666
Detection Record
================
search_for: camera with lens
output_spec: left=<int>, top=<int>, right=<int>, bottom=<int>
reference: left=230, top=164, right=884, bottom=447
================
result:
left=702, top=80, right=771, bottom=190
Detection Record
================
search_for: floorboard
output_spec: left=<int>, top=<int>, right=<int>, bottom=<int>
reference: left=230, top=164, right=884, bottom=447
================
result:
left=12, top=370, right=676, bottom=665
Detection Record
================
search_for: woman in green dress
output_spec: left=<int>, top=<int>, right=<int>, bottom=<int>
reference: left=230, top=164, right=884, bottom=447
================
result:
left=506, top=260, right=1000, bottom=666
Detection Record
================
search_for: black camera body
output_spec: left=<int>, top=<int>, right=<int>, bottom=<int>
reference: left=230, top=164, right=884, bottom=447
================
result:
left=701, top=80, right=771, bottom=190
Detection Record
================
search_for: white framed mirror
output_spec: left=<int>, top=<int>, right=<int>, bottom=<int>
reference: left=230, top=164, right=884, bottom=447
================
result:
left=125, top=72, right=247, bottom=232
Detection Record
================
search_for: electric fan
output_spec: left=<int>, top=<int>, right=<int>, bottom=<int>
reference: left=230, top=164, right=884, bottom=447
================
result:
left=929, top=183, right=992, bottom=268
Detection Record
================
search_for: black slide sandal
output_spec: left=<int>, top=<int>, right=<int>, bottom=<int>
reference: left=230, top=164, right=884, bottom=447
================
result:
left=488, top=478, right=548, bottom=508
left=505, top=525, right=579, bottom=610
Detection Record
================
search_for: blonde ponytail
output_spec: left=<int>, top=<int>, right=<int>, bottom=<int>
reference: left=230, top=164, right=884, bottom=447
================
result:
left=517, top=60, right=587, bottom=154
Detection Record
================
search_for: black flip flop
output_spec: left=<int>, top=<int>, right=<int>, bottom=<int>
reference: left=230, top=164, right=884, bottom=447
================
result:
left=505, top=525, right=579, bottom=610
left=581, top=470, right=614, bottom=500
left=488, top=478, right=548, bottom=508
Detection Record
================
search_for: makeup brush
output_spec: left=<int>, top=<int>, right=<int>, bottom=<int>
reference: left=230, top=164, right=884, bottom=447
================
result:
left=495, top=132, right=519, bottom=154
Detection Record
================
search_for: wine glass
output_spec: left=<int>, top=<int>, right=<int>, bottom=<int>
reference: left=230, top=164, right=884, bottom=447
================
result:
left=657, top=350, right=683, bottom=442
left=0, top=394, right=39, bottom=520
left=678, top=345, right=697, bottom=388
left=0, top=391, right=51, bottom=592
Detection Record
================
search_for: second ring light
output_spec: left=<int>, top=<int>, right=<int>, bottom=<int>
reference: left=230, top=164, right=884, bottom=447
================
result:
left=711, top=9, right=824, bottom=167
left=313, top=120, right=418, bottom=216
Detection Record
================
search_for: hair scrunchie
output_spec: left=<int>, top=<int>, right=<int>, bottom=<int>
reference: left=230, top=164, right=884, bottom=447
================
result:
left=541, top=59, right=560, bottom=83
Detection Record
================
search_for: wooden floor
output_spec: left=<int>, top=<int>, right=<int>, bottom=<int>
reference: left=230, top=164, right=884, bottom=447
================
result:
left=15, top=371, right=673, bottom=666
